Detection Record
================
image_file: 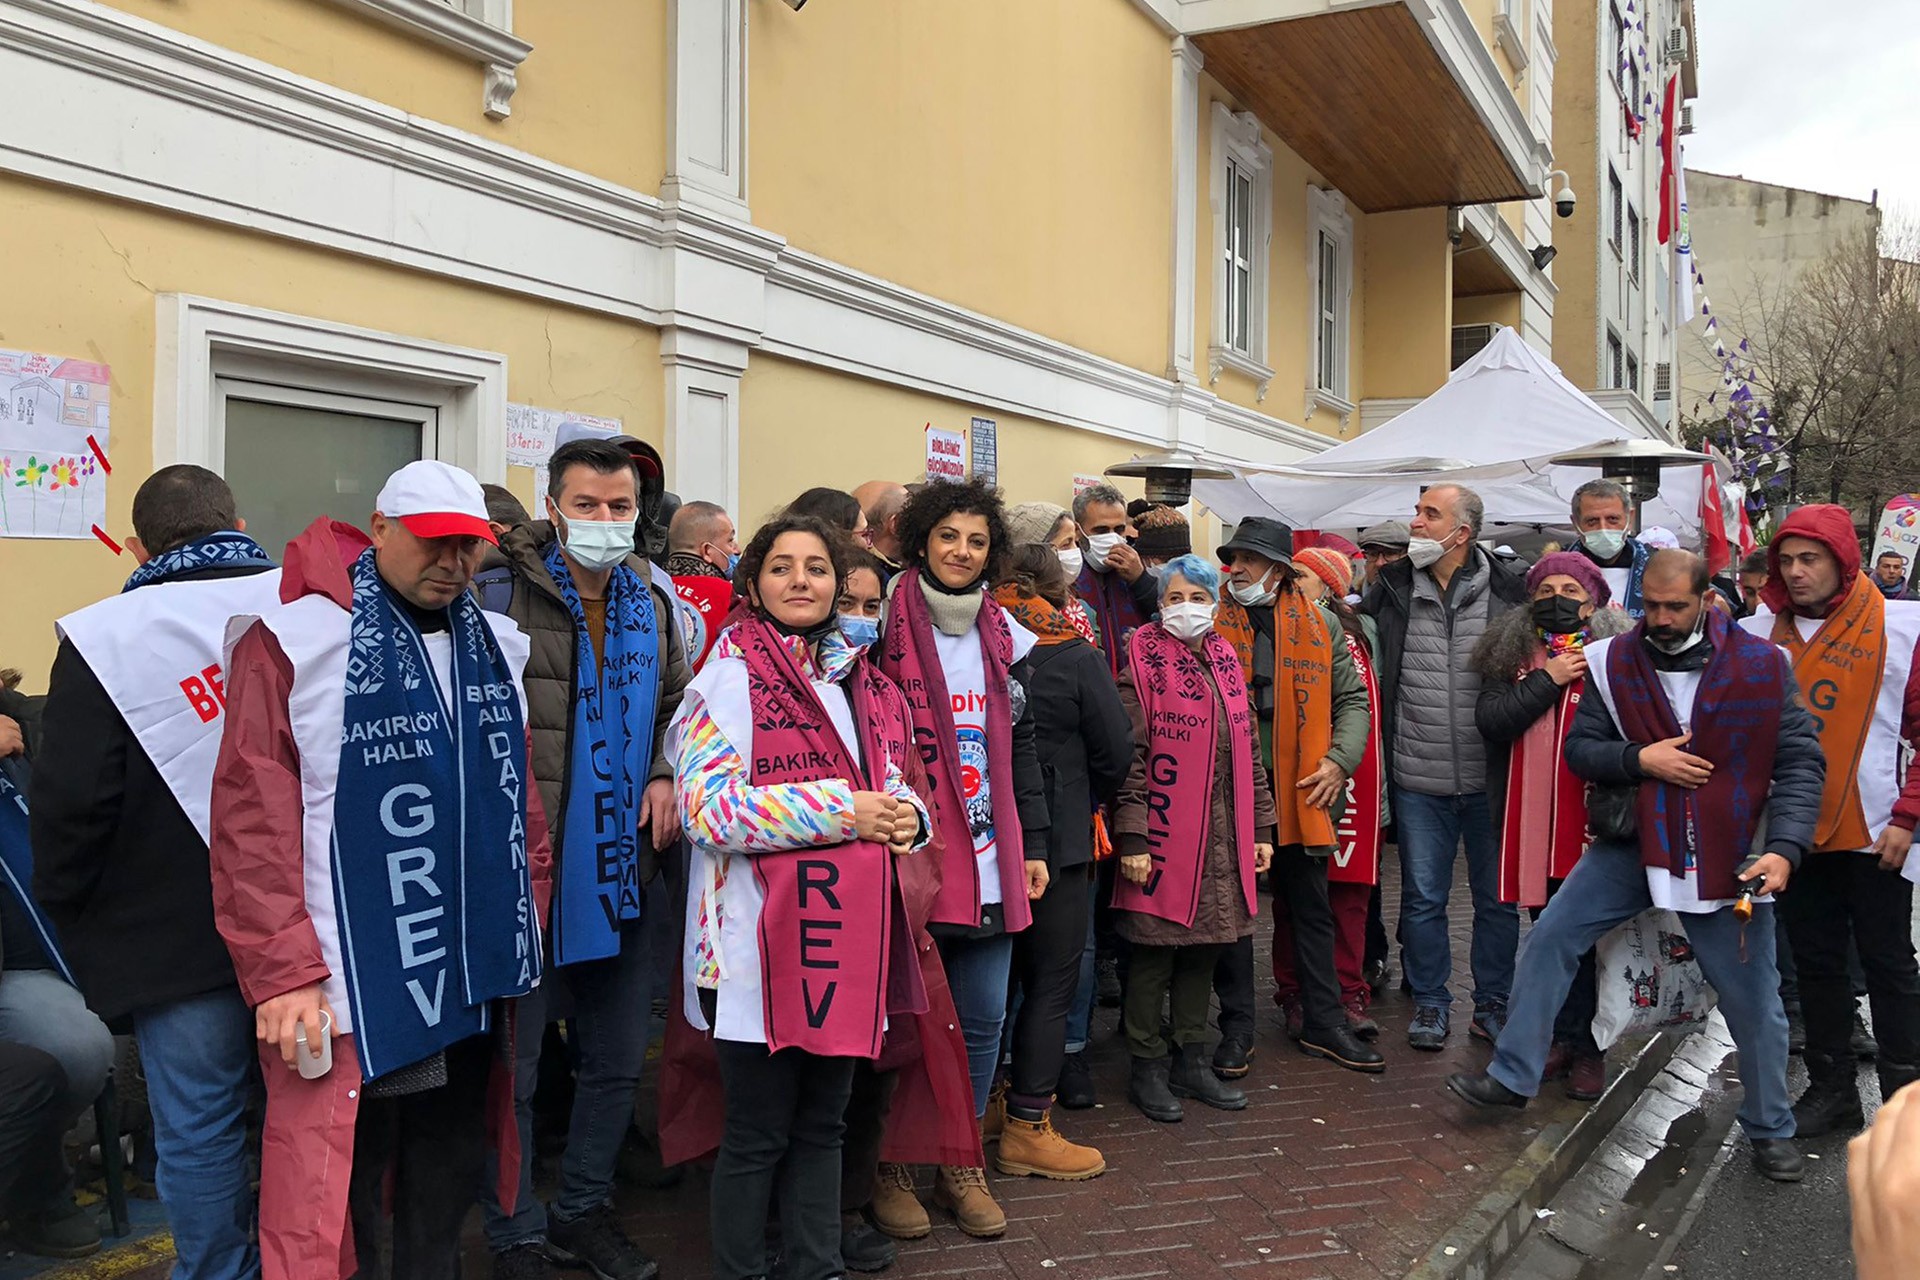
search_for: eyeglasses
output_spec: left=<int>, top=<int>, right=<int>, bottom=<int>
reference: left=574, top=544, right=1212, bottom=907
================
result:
left=855, top=528, right=875, bottom=547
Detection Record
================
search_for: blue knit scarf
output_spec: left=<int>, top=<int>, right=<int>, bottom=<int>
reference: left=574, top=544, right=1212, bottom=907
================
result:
left=123, top=530, right=275, bottom=592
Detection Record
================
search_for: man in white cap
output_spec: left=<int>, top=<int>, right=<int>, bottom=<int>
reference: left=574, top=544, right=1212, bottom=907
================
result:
left=208, top=460, right=551, bottom=1280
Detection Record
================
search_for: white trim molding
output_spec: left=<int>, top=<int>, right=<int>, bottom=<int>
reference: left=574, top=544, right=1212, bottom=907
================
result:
left=1207, top=103, right=1275, bottom=399
left=1167, top=37, right=1204, bottom=382
left=665, top=0, right=749, bottom=218
left=324, top=0, right=531, bottom=119
left=1305, top=185, right=1355, bottom=426
left=155, top=294, right=509, bottom=482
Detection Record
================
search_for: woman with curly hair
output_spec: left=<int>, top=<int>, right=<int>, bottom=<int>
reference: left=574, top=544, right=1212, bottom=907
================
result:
left=870, top=477, right=1049, bottom=1239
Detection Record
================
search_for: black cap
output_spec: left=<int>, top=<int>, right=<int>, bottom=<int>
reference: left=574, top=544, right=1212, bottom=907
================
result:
left=1218, top=517, right=1294, bottom=566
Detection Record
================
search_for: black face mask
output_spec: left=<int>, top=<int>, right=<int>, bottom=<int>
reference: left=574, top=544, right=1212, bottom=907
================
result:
left=1531, top=595, right=1589, bottom=635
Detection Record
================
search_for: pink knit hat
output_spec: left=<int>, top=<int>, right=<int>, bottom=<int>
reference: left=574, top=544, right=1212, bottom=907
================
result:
left=1296, top=545, right=1354, bottom=596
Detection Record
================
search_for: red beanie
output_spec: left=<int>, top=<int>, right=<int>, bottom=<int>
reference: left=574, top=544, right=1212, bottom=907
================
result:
left=1296, top=546, right=1354, bottom=597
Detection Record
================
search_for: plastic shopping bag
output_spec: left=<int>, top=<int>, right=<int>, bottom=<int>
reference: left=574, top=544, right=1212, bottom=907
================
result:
left=1590, top=909, right=1719, bottom=1049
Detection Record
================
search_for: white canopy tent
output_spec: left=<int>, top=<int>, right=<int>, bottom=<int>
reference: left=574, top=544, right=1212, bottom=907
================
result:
left=1192, top=328, right=1716, bottom=540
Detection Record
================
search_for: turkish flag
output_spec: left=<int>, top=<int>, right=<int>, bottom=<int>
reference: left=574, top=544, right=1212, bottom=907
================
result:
left=1699, top=463, right=1732, bottom=576
left=1657, top=73, right=1681, bottom=244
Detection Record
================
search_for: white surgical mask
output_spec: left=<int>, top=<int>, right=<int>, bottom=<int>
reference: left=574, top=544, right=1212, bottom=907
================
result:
left=1582, top=528, right=1628, bottom=560
left=1227, top=576, right=1275, bottom=608
left=1087, top=532, right=1125, bottom=572
left=558, top=514, right=635, bottom=573
left=1406, top=532, right=1454, bottom=570
left=1161, top=601, right=1217, bottom=640
left=1056, top=547, right=1084, bottom=580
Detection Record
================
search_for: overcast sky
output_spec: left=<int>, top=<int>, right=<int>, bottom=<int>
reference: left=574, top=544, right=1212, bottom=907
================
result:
left=1684, top=0, right=1920, bottom=223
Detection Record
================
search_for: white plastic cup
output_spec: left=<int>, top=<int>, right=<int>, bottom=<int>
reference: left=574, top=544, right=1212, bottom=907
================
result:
left=294, top=1009, right=334, bottom=1080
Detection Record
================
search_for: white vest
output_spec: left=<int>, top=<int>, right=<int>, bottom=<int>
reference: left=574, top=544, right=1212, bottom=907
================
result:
left=57, top=571, right=286, bottom=843
left=227, top=595, right=532, bottom=1035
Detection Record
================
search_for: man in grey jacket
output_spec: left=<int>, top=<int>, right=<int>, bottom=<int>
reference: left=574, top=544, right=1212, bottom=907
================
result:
left=1447, top=552, right=1821, bottom=1184
left=1360, top=484, right=1526, bottom=1050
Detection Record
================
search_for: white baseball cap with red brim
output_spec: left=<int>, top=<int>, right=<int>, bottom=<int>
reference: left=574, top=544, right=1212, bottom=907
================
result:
left=375, top=460, right=498, bottom=546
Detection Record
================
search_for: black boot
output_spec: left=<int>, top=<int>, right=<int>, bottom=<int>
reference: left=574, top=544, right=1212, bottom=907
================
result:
left=1752, top=1138, right=1805, bottom=1183
left=1057, top=1051, right=1097, bottom=1110
left=1299, top=1022, right=1386, bottom=1074
left=1169, top=1044, right=1247, bottom=1111
left=1785, top=1002, right=1807, bottom=1056
left=1852, top=1011, right=1880, bottom=1061
left=1877, top=1058, right=1920, bottom=1106
left=1791, top=1053, right=1865, bottom=1138
left=1128, top=1056, right=1183, bottom=1123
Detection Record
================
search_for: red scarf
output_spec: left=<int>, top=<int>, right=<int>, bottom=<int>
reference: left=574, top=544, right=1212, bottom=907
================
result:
left=740, top=616, right=914, bottom=1056
left=1330, top=630, right=1383, bottom=886
left=1112, top=624, right=1259, bottom=928
left=877, top=570, right=1032, bottom=932
left=1498, top=649, right=1591, bottom=907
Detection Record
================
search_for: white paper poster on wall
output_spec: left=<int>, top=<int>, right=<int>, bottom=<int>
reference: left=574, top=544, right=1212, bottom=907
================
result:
left=925, top=424, right=967, bottom=483
left=969, top=416, right=997, bottom=486
left=507, top=402, right=624, bottom=505
left=0, top=348, right=112, bottom=541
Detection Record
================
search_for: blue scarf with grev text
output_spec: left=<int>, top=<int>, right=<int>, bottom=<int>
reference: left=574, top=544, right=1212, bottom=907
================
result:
left=331, top=550, right=539, bottom=1081
left=544, top=541, right=659, bottom=966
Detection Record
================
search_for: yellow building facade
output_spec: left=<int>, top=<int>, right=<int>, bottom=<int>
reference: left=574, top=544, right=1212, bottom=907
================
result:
left=0, top=0, right=1551, bottom=681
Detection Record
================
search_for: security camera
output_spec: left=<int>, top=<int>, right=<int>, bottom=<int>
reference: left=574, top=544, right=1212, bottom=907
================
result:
left=1555, top=187, right=1578, bottom=219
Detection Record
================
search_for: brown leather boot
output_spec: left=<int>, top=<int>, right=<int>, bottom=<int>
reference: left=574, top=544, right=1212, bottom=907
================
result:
left=868, top=1162, right=931, bottom=1240
left=933, top=1165, right=1007, bottom=1238
left=981, top=1078, right=1006, bottom=1145
left=994, top=1108, right=1107, bottom=1181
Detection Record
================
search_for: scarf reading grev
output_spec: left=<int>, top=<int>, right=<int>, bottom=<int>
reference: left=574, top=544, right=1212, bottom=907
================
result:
left=1606, top=611, right=1782, bottom=899
left=332, top=550, right=538, bottom=1081
left=544, top=542, right=660, bottom=966
left=0, top=762, right=74, bottom=984
left=739, top=616, right=909, bottom=1056
left=1113, top=624, right=1258, bottom=928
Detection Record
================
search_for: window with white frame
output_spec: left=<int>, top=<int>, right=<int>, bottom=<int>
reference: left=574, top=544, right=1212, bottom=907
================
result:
left=1609, top=168, right=1624, bottom=251
left=1627, top=207, right=1642, bottom=282
left=1606, top=331, right=1625, bottom=389
left=1306, top=186, right=1355, bottom=417
left=1208, top=104, right=1274, bottom=392
left=1611, top=2, right=1626, bottom=94
left=1626, top=351, right=1640, bottom=394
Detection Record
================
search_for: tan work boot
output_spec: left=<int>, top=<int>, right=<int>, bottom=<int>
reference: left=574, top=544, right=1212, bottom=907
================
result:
left=868, top=1162, right=931, bottom=1240
left=994, top=1108, right=1107, bottom=1181
left=933, top=1165, right=1007, bottom=1238
left=981, top=1078, right=1007, bottom=1145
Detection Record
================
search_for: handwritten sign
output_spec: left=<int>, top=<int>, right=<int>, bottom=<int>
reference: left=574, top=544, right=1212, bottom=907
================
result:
left=0, top=348, right=112, bottom=540
left=1073, top=473, right=1106, bottom=497
left=969, top=417, right=997, bottom=486
left=925, top=424, right=967, bottom=483
left=506, top=403, right=623, bottom=470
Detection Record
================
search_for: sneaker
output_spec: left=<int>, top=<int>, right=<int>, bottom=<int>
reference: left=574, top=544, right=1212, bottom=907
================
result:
left=1408, top=1005, right=1449, bottom=1052
left=840, top=1213, right=897, bottom=1273
left=1343, top=997, right=1379, bottom=1041
left=6, top=1198, right=101, bottom=1260
left=1057, top=1051, right=1097, bottom=1110
left=546, top=1204, right=660, bottom=1280
left=1470, top=1000, right=1509, bottom=1044
left=868, top=1163, right=931, bottom=1240
left=493, top=1244, right=555, bottom=1280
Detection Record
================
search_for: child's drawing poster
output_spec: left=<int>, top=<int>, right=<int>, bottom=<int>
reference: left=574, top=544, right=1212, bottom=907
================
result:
left=0, top=349, right=111, bottom=540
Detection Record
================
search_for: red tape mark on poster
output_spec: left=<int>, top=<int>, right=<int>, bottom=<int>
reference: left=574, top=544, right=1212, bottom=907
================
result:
left=92, top=525, right=123, bottom=555
left=87, top=435, right=112, bottom=474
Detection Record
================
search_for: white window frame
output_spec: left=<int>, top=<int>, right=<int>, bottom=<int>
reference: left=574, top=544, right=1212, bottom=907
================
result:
left=1625, top=351, right=1640, bottom=394
left=1305, top=185, right=1356, bottom=426
left=154, top=294, right=508, bottom=484
left=1605, top=330, right=1625, bottom=390
left=1627, top=206, right=1642, bottom=283
left=1207, top=104, right=1275, bottom=399
left=324, top=0, right=532, bottom=118
left=1608, top=167, right=1624, bottom=253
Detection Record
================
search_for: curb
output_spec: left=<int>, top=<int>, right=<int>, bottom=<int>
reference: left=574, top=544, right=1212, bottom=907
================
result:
left=1404, top=1029, right=1681, bottom=1280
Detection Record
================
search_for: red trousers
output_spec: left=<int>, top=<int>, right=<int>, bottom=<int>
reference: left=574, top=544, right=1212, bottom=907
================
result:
left=1273, top=879, right=1371, bottom=1006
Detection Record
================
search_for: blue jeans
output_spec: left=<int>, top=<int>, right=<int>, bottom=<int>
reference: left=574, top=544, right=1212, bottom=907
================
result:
left=486, top=917, right=653, bottom=1248
left=937, top=933, right=1016, bottom=1122
left=1065, top=878, right=1099, bottom=1055
left=1489, top=841, right=1793, bottom=1140
left=1394, top=788, right=1518, bottom=1011
left=133, top=988, right=262, bottom=1280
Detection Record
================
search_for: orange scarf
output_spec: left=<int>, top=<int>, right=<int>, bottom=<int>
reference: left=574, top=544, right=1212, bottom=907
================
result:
left=991, top=585, right=1081, bottom=646
left=1771, top=573, right=1888, bottom=852
left=1216, top=593, right=1336, bottom=845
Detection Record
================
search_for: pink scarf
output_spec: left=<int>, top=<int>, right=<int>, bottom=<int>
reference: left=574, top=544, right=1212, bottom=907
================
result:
left=740, top=616, right=916, bottom=1056
left=1497, top=649, right=1591, bottom=907
left=1113, top=624, right=1259, bottom=928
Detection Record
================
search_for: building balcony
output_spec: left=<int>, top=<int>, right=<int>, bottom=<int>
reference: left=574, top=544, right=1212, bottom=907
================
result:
left=1146, top=0, right=1542, bottom=212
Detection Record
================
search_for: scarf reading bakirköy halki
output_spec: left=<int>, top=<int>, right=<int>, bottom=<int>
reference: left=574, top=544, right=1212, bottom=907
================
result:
left=544, top=542, right=660, bottom=966
left=877, top=568, right=1032, bottom=932
left=1112, top=624, right=1258, bottom=927
left=1770, top=572, right=1887, bottom=853
left=992, top=585, right=1081, bottom=647
left=1605, top=610, right=1783, bottom=899
left=331, top=549, right=539, bottom=1080
left=737, top=615, right=918, bottom=1056
left=1498, top=645, right=1591, bottom=907
left=1270, top=588, right=1336, bottom=848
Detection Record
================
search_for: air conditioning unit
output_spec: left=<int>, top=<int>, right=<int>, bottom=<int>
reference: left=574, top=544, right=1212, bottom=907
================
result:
left=1451, top=324, right=1498, bottom=371
left=1666, top=27, right=1689, bottom=63
left=1654, top=362, right=1674, bottom=401
left=1679, top=104, right=1695, bottom=136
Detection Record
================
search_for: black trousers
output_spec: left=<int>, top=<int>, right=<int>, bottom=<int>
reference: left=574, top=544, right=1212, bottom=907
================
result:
left=1007, top=862, right=1093, bottom=1108
left=1216, top=847, right=1343, bottom=1037
left=712, top=1040, right=857, bottom=1280
left=348, top=1035, right=493, bottom=1280
left=839, top=1063, right=899, bottom=1214
left=0, top=1042, right=67, bottom=1216
left=1781, top=851, right=1920, bottom=1074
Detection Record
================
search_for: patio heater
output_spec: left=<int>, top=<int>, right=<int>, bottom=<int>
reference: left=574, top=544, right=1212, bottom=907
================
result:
left=1546, top=437, right=1713, bottom=533
left=1104, top=447, right=1236, bottom=507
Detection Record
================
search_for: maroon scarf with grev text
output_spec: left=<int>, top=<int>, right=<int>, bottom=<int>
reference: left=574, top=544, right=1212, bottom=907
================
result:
left=740, top=616, right=924, bottom=1057
left=877, top=569, right=1032, bottom=933
left=1113, top=624, right=1259, bottom=928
